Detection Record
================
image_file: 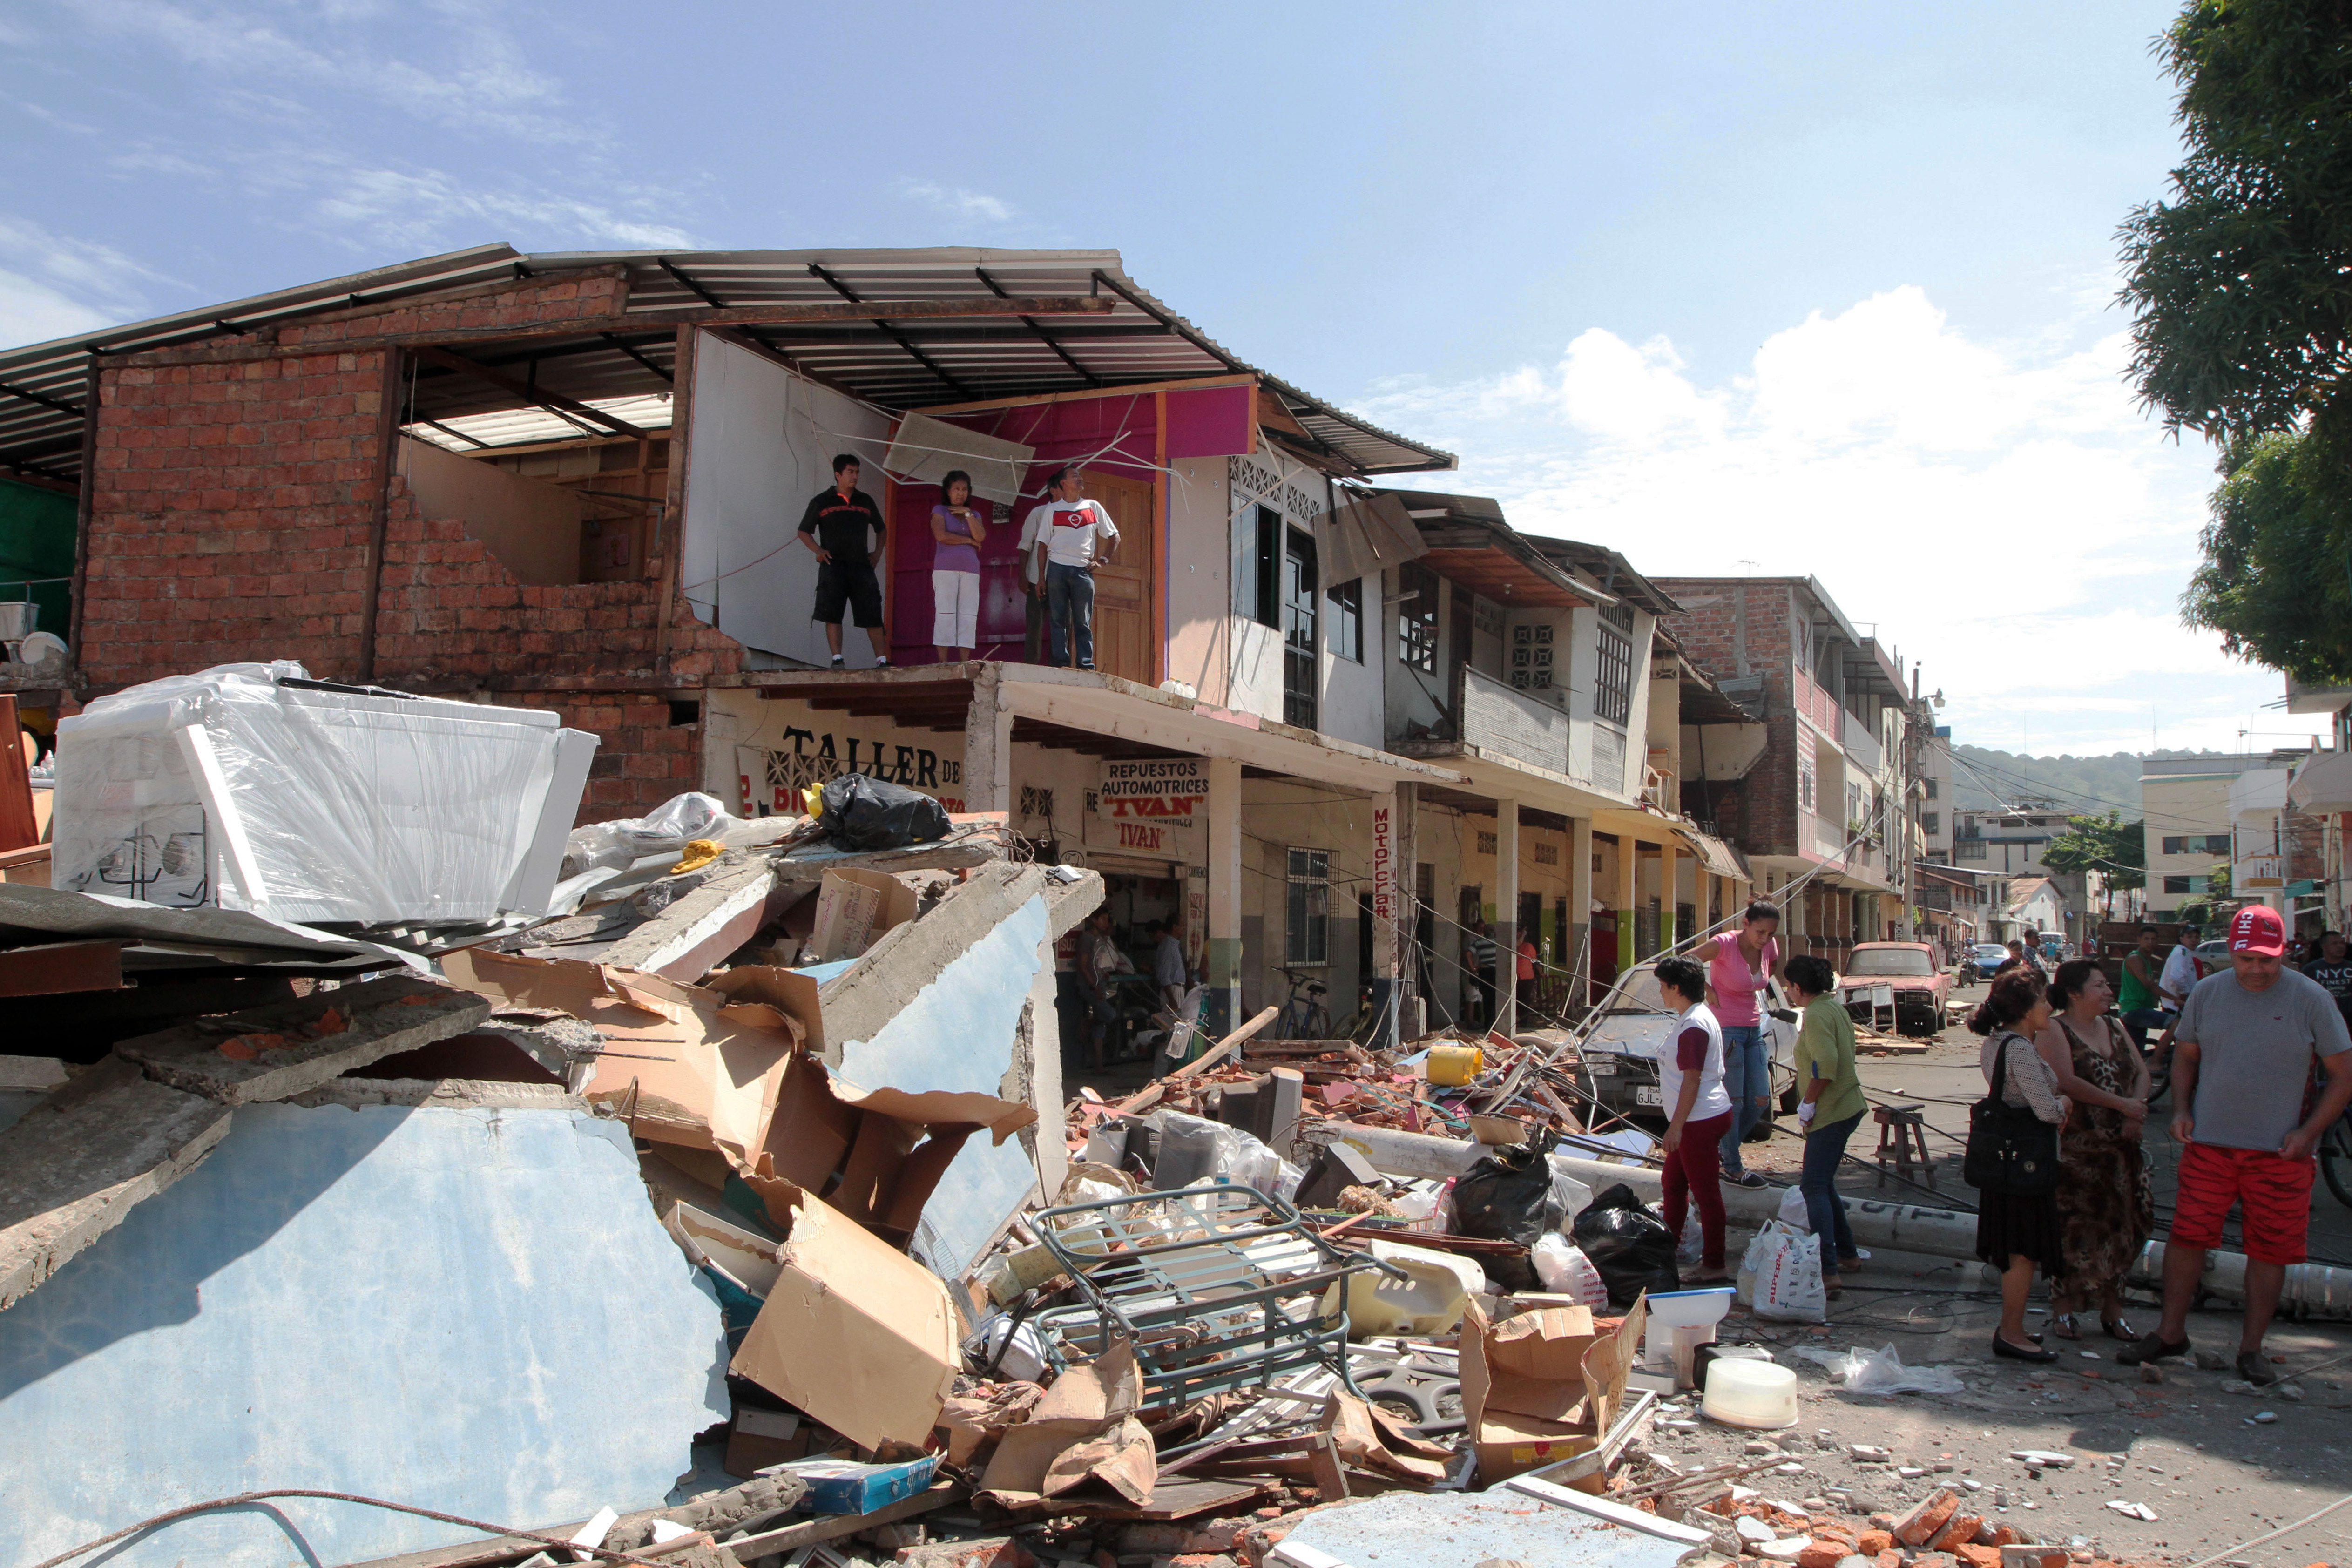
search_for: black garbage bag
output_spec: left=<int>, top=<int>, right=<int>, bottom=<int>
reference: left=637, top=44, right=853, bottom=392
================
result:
left=1570, top=1182, right=1681, bottom=1305
left=818, top=773, right=952, bottom=851
left=1450, top=1127, right=1558, bottom=1292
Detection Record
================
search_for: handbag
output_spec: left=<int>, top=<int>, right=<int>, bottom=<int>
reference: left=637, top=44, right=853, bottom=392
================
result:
left=1963, top=1032, right=2060, bottom=1195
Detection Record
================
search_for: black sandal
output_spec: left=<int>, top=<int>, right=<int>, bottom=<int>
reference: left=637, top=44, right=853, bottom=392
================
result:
left=2102, top=1317, right=2141, bottom=1343
left=2051, top=1313, right=2083, bottom=1342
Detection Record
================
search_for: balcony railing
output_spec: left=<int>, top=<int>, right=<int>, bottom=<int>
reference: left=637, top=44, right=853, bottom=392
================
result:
left=1791, top=667, right=1840, bottom=734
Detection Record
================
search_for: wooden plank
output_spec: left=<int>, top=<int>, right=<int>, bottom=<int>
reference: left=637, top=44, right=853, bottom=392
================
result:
left=0, top=939, right=125, bottom=997
left=0, top=696, right=37, bottom=852
left=1108, top=1005, right=1278, bottom=1117
left=411, top=345, right=649, bottom=439
left=705, top=1481, right=955, bottom=1560
left=1012, top=1477, right=1274, bottom=1522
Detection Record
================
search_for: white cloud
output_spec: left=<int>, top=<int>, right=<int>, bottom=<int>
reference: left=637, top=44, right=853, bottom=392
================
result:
left=0, top=267, right=114, bottom=349
left=1358, top=284, right=2277, bottom=755
left=896, top=179, right=1015, bottom=224
left=312, top=164, right=696, bottom=251
left=0, top=216, right=173, bottom=349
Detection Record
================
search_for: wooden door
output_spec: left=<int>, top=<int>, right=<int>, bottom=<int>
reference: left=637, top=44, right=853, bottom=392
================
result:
left=1082, top=469, right=1156, bottom=684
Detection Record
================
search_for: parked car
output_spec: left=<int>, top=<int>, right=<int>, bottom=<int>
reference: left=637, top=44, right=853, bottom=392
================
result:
left=1841, top=941, right=1954, bottom=1036
left=1964, top=942, right=2009, bottom=983
left=1575, top=960, right=1799, bottom=1131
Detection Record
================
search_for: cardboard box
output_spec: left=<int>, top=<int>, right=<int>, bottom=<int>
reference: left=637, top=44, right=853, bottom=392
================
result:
left=805, top=867, right=919, bottom=963
left=728, top=1178, right=960, bottom=1453
left=723, top=1407, right=807, bottom=1479
left=776, top=1453, right=942, bottom=1514
left=1458, top=1295, right=1646, bottom=1488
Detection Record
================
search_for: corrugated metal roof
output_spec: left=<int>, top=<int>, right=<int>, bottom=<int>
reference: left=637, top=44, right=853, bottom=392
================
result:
left=0, top=244, right=1454, bottom=480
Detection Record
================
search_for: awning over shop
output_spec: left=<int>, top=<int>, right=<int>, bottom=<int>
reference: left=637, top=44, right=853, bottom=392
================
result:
left=1674, top=825, right=1749, bottom=883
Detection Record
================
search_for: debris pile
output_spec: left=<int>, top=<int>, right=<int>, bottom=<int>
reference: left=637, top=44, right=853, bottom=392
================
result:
left=0, top=664, right=2186, bottom=1568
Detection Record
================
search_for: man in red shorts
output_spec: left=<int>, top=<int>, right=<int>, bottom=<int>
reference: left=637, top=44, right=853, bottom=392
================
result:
left=2120, top=905, right=2352, bottom=1383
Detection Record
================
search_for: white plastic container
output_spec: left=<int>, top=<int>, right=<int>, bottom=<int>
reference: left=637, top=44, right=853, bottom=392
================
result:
left=1642, top=1285, right=1735, bottom=1364
left=1702, top=1357, right=1799, bottom=1429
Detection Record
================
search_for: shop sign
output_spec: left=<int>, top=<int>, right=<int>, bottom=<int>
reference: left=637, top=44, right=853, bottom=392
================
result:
left=1371, top=804, right=1395, bottom=975
left=1084, top=757, right=1206, bottom=858
left=735, top=716, right=966, bottom=818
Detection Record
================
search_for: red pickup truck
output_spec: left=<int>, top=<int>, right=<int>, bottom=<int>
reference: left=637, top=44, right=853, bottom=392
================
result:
left=1843, top=941, right=1954, bottom=1036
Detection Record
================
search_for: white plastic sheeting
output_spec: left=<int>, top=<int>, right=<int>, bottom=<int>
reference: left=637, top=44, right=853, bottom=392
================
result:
left=52, top=662, right=595, bottom=926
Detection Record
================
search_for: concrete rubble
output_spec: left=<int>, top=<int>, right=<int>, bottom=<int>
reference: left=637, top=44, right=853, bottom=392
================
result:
left=0, top=694, right=2292, bottom=1568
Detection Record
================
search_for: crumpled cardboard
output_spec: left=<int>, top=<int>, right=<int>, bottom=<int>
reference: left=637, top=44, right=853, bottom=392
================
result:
left=442, top=947, right=801, bottom=1166
left=1319, top=1389, right=1453, bottom=1484
left=936, top=1380, right=1046, bottom=1469
left=980, top=1338, right=1156, bottom=1508
left=754, top=1051, right=1035, bottom=1251
left=726, top=1177, right=959, bottom=1453
left=1457, top=1294, right=1646, bottom=1488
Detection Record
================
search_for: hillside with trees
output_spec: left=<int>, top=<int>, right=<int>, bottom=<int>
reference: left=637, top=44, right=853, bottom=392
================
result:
left=1946, top=745, right=2235, bottom=814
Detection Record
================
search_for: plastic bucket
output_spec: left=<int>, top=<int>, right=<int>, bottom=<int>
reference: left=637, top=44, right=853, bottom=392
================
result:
left=1702, top=1357, right=1799, bottom=1429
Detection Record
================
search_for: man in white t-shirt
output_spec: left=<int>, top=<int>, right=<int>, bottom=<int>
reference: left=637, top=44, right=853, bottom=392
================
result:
left=1027, top=466, right=1119, bottom=670
left=2160, top=926, right=2203, bottom=1009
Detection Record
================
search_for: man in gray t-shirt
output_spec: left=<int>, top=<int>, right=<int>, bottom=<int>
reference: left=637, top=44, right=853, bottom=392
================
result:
left=2121, top=905, right=2352, bottom=1385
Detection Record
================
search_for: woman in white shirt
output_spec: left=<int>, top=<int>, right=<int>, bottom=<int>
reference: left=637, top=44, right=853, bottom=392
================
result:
left=1655, top=955, right=1734, bottom=1283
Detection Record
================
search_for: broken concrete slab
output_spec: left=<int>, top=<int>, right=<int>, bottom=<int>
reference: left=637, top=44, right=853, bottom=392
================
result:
left=115, top=974, right=492, bottom=1106
left=0, top=1103, right=727, bottom=1568
left=0, top=1056, right=232, bottom=1311
left=593, top=858, right=777, bottom=980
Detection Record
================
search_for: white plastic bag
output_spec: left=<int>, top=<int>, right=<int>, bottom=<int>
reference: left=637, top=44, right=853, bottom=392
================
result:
left=1545, top=1160, right=1595, bottom=1231
left=1744, top=1221, right=1827, bottom=1323
left=1532, top=1233, right=1609, bottom=1306
left=1777, top=1187, right=1814, bottom=1231
left=562, top=791, right=741, bottom=878
left=1791, top=1343, right=1964, bottom=1396
left=1675, top=1211, right=1703, bottom=1266
left=963, top=1312, right=1049, bottom=1381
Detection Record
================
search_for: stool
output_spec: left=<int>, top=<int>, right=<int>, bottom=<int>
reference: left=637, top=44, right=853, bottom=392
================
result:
left=1873, top=1103, right=1934, bottom=1191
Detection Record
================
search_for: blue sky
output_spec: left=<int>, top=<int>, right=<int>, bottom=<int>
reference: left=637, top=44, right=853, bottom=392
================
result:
left=0, top=0, right=2291, bottom=757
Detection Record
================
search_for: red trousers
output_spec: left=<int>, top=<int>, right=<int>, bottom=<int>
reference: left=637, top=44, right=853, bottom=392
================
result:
left=1662, top=1109, right=1733, bottom=1270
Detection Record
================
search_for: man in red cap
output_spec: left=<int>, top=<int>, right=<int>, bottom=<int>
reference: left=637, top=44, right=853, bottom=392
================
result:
left=2121, top=905, right=2352, bottom=1382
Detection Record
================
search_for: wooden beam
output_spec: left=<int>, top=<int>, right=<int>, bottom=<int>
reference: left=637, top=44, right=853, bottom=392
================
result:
left=411, top=345, right=649, bottom=440
left=111, top=297, right=1118, bottom=367
left=357, top=350, right=406, bottom=683
left=652, top=324, right=696, bottom=674
left=0, top=940, right=126, bottom=998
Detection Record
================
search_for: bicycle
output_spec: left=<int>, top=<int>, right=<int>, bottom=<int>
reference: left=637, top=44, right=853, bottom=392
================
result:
left=1271, top=968, right=1331, bottom=1041
left=2322, top=1104, right=2352, bottom=1210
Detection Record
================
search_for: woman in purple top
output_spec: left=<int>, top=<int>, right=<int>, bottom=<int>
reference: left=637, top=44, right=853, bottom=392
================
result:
left=929, top=470, right=987, bottom=661
left=1690, top=900, right=1781, bottom=1187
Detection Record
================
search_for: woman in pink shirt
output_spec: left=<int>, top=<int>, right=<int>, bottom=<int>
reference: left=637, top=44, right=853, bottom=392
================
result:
left=1690, top=900, right=1781, bottom=1188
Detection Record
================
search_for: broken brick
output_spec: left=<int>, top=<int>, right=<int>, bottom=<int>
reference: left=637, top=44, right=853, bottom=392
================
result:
left=1930, top=1514, right=1987, bottom=1552
left=1858, top=1532, right=1896, bottom=1554
left=1894, top=1490, right=1960, bottom=1548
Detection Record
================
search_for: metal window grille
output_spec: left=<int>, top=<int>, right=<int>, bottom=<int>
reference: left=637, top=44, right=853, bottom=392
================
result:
left=1397, top=563, right=1438, bottom=673
left=1286, top=848, right=1331, bottom=966
left=1595, top=605, right=1634, bottom=724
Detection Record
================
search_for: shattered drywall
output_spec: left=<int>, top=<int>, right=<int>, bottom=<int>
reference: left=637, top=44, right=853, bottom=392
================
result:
left=0, top=1102, right=728, bottom=1568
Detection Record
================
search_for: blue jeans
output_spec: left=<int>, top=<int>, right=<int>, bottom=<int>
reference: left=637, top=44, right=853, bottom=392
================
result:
left=1717, top=1025, right=1770, bottom=1174
left=1800, top=1109, right=1862, bottom=1267
left=1045, top=561, right=1096, bottom=669
left=2121, top=1008, right=2172, bottom=1050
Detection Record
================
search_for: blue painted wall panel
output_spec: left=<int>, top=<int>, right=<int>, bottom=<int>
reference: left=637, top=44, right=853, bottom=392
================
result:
left=835, top=895, right=1046, bottom=1279
left=0, top=1103, right=728, bottom=1568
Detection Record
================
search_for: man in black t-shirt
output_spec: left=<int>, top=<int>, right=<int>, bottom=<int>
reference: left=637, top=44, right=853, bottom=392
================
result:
left=2302, top=930, right=2352, bottom=1031
left=796, top=453, right=890, bottom=668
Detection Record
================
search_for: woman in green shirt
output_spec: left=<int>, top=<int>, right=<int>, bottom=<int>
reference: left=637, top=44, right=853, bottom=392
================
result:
left=1785, top=953, right=1868, bottom=1297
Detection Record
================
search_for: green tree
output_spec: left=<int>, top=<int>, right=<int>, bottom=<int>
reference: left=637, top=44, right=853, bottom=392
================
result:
left=2182, top=432, right=2352, bottom=682
left=2041, top=811, right=2148, bottom=916
left=2118, top=0, right=2352, bottom=680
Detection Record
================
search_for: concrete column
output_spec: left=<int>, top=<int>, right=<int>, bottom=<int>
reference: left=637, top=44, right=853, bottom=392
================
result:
left=1370, top=785, right=1414, bottom=1049
left=1569, top=816, right=1594, bottom=1004
left=1205, top=754, right=1244, bottom=1036
left=1660, top=842, right=1683, bottom=954
left=961, top=665, right=1014, bottom=812
left=1494, top=798, right=1520, bottom=1034
left=1613, top=833, right=1637, bottom=973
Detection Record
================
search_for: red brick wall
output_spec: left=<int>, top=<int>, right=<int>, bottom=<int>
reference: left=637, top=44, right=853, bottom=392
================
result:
left=1656, top=579, right=1801, bottom=859
left=82, top=348, right=392, bottom=686
left=78, top=270, right=642, bottom=689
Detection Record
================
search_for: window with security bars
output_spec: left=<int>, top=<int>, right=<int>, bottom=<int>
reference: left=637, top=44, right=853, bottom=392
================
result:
left=1398, top=563, right=1438, bottom=673
left=1283, top=528, right=1319, bottom=729
left=1286, top=848, right=1331, bottom=966
left=1595, top=604, right=1635, bottom=724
